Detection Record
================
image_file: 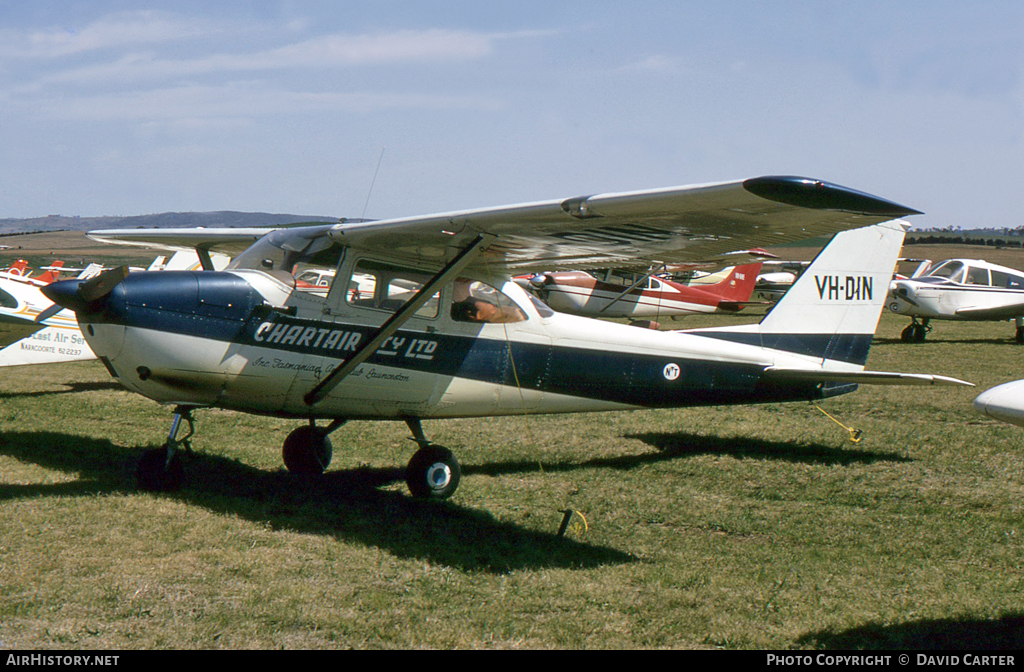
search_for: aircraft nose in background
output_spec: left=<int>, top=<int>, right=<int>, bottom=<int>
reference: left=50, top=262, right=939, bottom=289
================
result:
left=974, top=379, right=1024, bottom=427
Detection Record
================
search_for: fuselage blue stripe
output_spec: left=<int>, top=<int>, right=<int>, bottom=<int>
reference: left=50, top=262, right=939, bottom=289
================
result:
left=82, top=272, right=855, bottom=407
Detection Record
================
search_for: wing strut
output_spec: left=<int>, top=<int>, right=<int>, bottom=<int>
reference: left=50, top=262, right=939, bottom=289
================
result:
left=304, top=233, right=495, bottom=406
left=597, top=265, right=665, bottom=314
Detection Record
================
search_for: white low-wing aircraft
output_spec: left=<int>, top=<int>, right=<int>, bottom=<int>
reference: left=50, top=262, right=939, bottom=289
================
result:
left=888, top=258, right=1024, bottom=342
left=42, top=176, right=971, bottom=497
left=974, top=379, right=1024, bottom=427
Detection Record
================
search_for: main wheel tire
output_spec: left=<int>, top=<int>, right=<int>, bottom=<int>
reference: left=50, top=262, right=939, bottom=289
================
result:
left=282, top=426, right=333, bottom=475
left=901, top=325, right=915, bottom=342
left=406, top=446, right=461, bottom=499
left=913, top=324, right=927, bottom=342
left=137, top=445, right=185, bottom=492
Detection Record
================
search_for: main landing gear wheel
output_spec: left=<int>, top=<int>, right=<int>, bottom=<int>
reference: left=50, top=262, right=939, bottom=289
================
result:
left=406, top=446, right=461, bottom=500
left=1016, top=326, right=1024, bottom=344
left=282, top=425, right=333, bottom=475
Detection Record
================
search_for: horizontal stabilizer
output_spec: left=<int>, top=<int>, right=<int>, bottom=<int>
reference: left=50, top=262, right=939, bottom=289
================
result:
left=764, top=367, right=974, bottom=387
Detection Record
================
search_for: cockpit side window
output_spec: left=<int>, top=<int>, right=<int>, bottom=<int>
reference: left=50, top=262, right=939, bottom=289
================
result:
left=0, top=287, right=17, bottom=309
left=346, top=259, right=439, bottom=318
left=966, top=266, right=990, bottom=286
left=450, top=279, right=527, bottom=324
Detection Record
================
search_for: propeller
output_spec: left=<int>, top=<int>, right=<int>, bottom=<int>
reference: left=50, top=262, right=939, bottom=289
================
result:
left=34, top=302, right=63, bottom=323
left=79, top=266, right=130, bottom=302
left=41, top=266, right=130, bottom=314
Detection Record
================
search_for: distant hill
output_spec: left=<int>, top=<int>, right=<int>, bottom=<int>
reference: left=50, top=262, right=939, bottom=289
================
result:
left=0, top=211, right=339, bottom=236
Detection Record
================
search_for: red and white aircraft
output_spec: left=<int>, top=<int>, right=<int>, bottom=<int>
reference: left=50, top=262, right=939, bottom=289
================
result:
left=527, top=262, right=763, bottom=322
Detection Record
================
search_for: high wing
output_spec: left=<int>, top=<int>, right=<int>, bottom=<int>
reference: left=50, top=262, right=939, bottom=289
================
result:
left=87, top=227, right=282, bottom=258
left=955, top=301, right=1024, bottom=321
left=86, top=176, right=917, bottom=273
left=327, top=176, right=920, bottom=273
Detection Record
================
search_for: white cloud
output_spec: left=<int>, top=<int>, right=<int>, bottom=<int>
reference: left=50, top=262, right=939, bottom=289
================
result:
left=16, top=28, right=518, bottom=91
left=28, top=83, right=502, bottom=121
left=0, top=10, right=216, bottom=59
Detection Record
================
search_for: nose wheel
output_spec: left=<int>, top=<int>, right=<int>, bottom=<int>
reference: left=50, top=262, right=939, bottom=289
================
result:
left=900, top=319, right=930, bottom=342
left=137, top=406, right=194, bottom=492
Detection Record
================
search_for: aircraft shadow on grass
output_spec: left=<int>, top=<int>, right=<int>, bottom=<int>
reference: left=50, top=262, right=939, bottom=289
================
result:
left=0, top=381, right=123, bottom=400
left=456, top=431, right=907, bottom=485
left=623, top=431, right=911, bottom=466
left=0, top=431, right=633, bottom=574
left=797, top=612, right=1024, bottom=649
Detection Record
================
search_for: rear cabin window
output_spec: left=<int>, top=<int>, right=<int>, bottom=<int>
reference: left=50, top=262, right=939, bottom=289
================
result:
left=991, top=271, right=1024, bottom=289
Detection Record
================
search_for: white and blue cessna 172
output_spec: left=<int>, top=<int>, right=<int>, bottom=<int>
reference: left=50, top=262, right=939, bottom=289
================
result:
left=888, top=258, right=1024, bottom=343
left=42, top=176, right=971, bottom=498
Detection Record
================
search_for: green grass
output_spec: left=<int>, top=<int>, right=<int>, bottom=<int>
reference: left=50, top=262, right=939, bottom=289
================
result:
left=0, top=312, right=1022, bottom=649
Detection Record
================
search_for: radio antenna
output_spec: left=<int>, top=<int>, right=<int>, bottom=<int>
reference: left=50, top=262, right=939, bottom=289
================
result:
left=361, top=146, right=386, bottom=220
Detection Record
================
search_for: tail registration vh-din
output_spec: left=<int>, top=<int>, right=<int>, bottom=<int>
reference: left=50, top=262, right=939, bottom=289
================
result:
left=43, top=176, right=972, bottom=498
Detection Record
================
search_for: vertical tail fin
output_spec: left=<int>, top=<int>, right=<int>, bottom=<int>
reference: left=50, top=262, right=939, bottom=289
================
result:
left=686, top=220, right=908, bottom=368
left=6, top=260, right=28, bottom=276
left=756, top=219, right=908, bottom=365
left=701, top=262, right=763, bottom=302
left=37, top=261, right=64, bottom=284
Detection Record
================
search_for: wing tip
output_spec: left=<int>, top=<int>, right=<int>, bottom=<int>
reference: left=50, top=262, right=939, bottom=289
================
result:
left=743, top=176, right=923, bottom=218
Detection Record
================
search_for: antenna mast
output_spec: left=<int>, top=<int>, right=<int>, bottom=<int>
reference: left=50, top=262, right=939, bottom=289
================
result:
left=361, top=146, right=386, bottom=220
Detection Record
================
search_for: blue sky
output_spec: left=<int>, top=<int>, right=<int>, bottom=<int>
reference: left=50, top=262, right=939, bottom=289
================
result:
left=1, top=2, right=1022, bottom=230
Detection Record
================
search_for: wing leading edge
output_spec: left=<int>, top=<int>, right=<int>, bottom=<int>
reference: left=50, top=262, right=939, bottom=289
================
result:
left=328, top=176, right=920, bottom=272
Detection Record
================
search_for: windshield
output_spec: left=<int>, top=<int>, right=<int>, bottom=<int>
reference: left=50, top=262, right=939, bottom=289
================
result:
left=228, top=226, right=343, bottom=293
left=924, top=260, right=965, bottom=282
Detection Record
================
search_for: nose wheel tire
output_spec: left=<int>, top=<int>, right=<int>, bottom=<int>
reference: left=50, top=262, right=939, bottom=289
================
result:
left=406, top=446, right=461, bottom=499
left=282, top=425, right=333, bottom=475
left=137, top=444, right=185, bottom=492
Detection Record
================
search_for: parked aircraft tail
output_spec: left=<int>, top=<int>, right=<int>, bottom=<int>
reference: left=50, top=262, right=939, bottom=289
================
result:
left=3, top=260, right=29, bottom=277
left=36, top=261, right=64, bottom=284
left=700, top=261, right=763, bottom=303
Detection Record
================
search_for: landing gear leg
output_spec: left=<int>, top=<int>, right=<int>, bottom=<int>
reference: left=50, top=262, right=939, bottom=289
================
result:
left=282, top=418, right=346, bottom=475
left=403, top=418, right=461, bottom=500
left=137, top=405, right=195, bottom=492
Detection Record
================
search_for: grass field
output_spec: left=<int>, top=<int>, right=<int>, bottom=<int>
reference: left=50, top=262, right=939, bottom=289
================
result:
left=0, top=304, right=1021, bottom=649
